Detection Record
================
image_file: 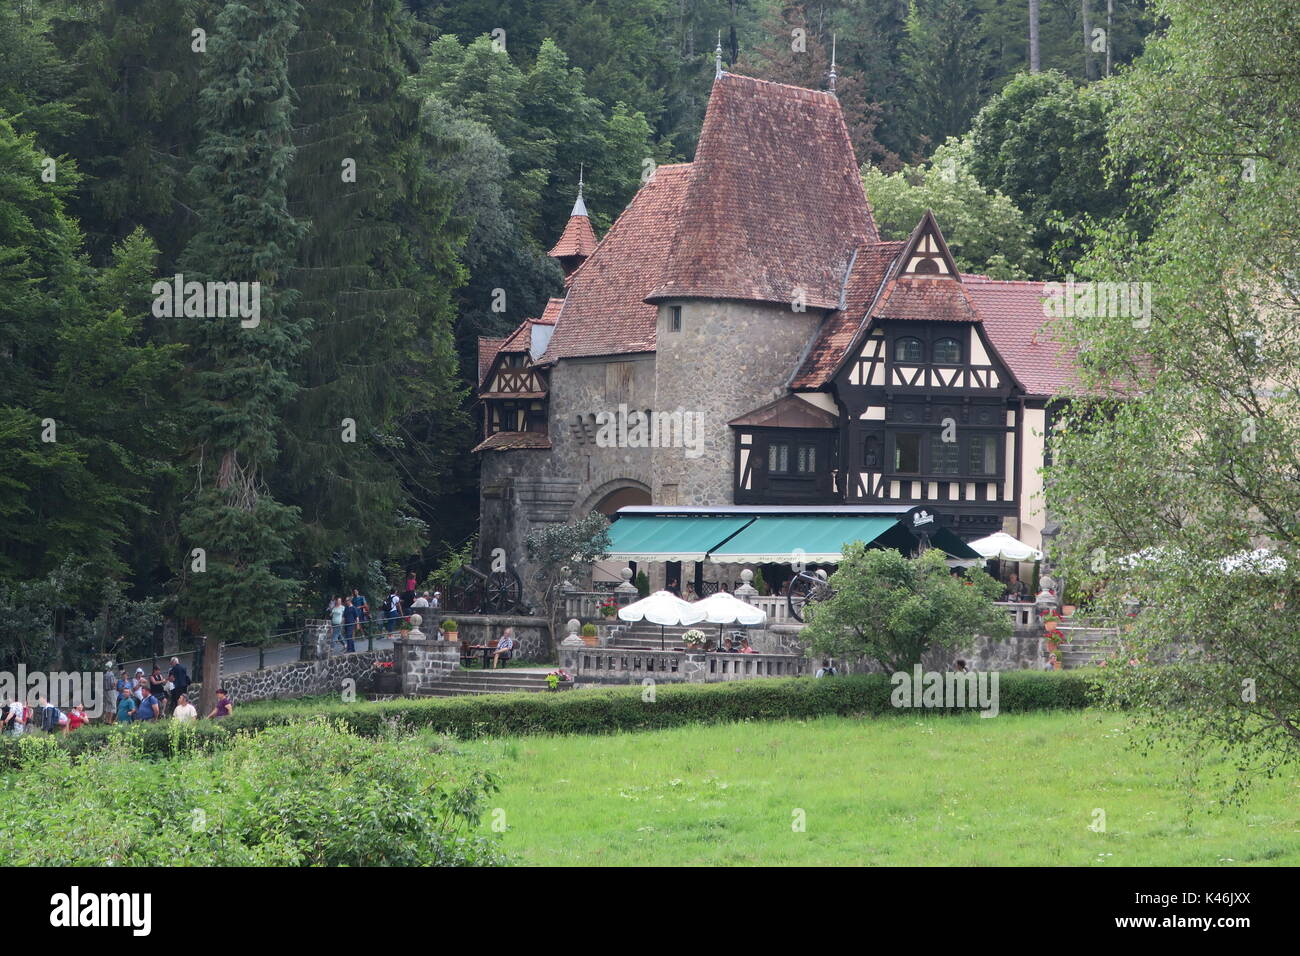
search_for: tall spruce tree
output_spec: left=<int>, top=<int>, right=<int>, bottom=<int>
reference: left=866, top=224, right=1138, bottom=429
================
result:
left=277, top=0, right=464, bottom=591
left=176, top=0, right=306, bottom=710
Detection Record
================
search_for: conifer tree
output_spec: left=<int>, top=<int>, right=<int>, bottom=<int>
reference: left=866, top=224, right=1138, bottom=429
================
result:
left=176, top=0, right=306, bottom=710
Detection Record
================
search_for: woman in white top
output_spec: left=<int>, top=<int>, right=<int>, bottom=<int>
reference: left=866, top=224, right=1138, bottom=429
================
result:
left=172, top=694, right=198, bottom=722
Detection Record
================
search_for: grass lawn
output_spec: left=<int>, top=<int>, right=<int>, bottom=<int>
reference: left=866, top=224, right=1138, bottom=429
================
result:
left=465, top=710, right=1300, bottom=866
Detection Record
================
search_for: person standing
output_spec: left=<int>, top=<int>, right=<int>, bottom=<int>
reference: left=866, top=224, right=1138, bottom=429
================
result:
left=342, top=597, right=358, bottom=653
left=103, top=665, right=117, bottom=724
left=404, top=570, right=417, bottom=607
left=135, top=688, right=161, bottom=723
left=115, top=691, right=136, bottom=724
left=166, top=657, right=190, bottom=712
left=149, top=666, right=168, bottom=715
left=329, top=596, right=345, bottom=646
left=4, top=699, right=25, bottom=736
left=67, top=705, right=88, bottom=732
left=352, top=589, right=369, bottom=639
left=172, top=694, right=198, bottom=722
left=385, top=589, right=403, bottom=636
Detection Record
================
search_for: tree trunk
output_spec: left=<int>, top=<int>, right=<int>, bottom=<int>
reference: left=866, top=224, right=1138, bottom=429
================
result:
left=1029, top=0, right=1040, bottom=72
left=199, top=634, right=221, bottom=716
left=1105, top=0, right=1113, bottom=76
left=1082, top=0, right=1094, bottom=80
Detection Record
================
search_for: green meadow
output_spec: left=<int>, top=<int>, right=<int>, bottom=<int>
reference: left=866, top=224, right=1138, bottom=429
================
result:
left=466, top=711, right=1300, bottom=866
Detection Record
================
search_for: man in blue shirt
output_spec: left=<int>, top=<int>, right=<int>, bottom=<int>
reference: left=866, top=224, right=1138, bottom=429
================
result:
left=135, top=691, right=160, bottom=722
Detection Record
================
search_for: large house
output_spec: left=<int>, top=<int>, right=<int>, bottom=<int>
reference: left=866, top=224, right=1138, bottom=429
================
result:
left=474, top=70, right=1078, bottom=598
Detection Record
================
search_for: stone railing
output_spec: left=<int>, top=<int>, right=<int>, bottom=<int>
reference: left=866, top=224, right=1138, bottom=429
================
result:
left=747, top=594, right=796, bottom=626
left=995, top=601, right=1038, bottom=629
left=563, top=646, right=809, bottom=684
left=563, top=591, right=614, bottom=622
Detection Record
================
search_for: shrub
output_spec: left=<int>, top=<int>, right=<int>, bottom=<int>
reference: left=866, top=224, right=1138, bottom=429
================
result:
left=441, top=619, right=458, bottom=631
left=580, top=623, right=597, bottom=637
left=0, top=719, right=507, bottom=866
left=0, top=672, right=1098, bottom=766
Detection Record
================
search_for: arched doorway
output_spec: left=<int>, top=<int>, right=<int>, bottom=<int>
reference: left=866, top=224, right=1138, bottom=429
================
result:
left=587, top=482, right=651, bottom=585
left=593, top=485, right=651, bottom=516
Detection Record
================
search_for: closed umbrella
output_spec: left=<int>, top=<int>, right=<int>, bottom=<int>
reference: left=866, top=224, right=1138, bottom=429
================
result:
left=617, top=590, right=707, bottom=650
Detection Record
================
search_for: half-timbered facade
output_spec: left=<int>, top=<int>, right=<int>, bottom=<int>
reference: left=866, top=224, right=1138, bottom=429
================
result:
left=473, top=70, right=1080, bottom=593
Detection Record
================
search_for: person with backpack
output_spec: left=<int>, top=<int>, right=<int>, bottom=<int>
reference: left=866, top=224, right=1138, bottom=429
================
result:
left=385, top=589, right=403, bottom=636
left=3, top=699, right=24, bottom=736
left=166, top=657, right=190, bottom=711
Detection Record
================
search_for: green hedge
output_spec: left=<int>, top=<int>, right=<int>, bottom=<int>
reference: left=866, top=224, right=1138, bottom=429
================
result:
left=0, top=672, right=1097, bottom=767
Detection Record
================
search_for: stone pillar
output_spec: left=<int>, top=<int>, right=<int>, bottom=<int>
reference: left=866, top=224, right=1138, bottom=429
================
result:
left=734, top=569, right=758, bottom=602
left=615, top=568, right=638, bottom=605
left=559, top=618, right=584, bottom=673
left=408, top=613, right=425, bottom=640
left=302, top=619, right=330, bottom=661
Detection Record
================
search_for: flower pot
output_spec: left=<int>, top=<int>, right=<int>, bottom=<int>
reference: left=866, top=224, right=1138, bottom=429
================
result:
left=1062, top=604, right=1077, bottom=617
left=443, top=630, right=459, bottom=642
left=582, top=634, right=599, bottom=647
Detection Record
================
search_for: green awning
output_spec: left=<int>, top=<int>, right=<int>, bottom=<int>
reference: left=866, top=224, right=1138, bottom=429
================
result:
left=607, top=515, right=754, bottom=562
left=707, top=516, right=899, bottom=565
left=931, top=527, right=981, bottom=560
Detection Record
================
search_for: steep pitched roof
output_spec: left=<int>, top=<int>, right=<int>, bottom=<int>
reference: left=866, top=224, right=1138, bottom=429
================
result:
left=541, top=163, right=692, bottom=362
left=548, top=212, right=598, bottom=260
left=790, top=241, right=904, bottom=389
left=648, top=72, right=878, bottom=310
left=477, top=337, right=506, bottom=385
left=538, top=297, right=564, bottom=324
left=873, top=274, right=982, bottom=324
left=962, top=276, right=1081, bottom=397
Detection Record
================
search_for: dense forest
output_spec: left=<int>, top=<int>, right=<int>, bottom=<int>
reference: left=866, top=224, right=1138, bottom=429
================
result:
left=0, top=0, right=1158, bottom=669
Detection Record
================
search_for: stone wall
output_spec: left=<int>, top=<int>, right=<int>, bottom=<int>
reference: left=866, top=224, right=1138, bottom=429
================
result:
left=448, top=615, right=551, bottom=662
left=187, top=648, right=394, bottom=707
left=391, top=638, right=461, bottom=696
left=478, top=353, right=658, bottom=604
left=652, top=299, right=824, bottom=507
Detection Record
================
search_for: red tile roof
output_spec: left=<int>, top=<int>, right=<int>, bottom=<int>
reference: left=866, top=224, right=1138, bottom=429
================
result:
left=548, top=214, right=598, bottom=260
left=541, top=163, right=692, bottom=362
left=477, top=337, right=506, bottom=385
left=962, top=276, right=1081, bottom=397
left=648, top=73, right=878, bottom=309
left=471, top=431, right=553, bottom=453
left=538, top=297, right=563, bottom=324
left=790, top=241, right=903, bottom=389
left=874, top=274, right=981, bottom=324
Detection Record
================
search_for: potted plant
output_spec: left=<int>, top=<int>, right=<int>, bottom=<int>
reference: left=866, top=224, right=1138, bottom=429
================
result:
left=580, top=622, right=599, bottom=647
left=545, top=669, right=572, bottom=691
left=599, top=598, right=617, bottom=619
left=682, top=628, right=707, bottom=650
left=441, top=619, right=459, bottom=642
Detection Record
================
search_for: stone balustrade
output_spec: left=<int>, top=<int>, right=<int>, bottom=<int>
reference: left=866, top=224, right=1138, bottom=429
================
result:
left=561, top=645, right=809, bottom=684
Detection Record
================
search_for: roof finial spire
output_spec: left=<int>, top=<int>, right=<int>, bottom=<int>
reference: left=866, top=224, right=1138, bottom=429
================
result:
left=828, top=33, right=838, bottom=95
left=570, top=164, right=588, bottom=218
left=715, top=30, right=724, bottom=80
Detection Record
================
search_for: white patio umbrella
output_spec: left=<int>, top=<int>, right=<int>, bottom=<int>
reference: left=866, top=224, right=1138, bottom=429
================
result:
left=617, top=590, right=708, bottom=650
left=968, top=531, right=1044, bottom=562
left=693, top=591, right=767, bottom=648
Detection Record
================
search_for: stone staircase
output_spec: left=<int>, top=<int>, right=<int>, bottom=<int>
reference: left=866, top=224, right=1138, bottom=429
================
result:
left=1055, top=626, right=1120, bottom=669
left=605, top=621, right=730, bottom=650
left=424, top=669, right=571, bottom=697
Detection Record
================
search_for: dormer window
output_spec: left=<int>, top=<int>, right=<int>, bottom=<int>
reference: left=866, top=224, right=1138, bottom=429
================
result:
left=895, top=337, right=923, bottom=362
left=933, top=337, right=962, bottom=363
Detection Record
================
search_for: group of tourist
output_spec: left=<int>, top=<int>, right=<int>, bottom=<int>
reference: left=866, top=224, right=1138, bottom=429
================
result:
left=325, top=582, right=442, bottom=651
left=0, top=658, right=235, bottom=736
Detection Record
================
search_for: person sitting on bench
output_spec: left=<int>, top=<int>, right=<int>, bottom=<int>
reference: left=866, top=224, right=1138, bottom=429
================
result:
left=492, top=628, right=516, bottom=669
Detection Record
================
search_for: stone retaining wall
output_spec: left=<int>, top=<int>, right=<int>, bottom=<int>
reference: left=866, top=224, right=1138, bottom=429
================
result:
left=391, top=638, right=462, bottom=696
left=188, top=648, right=394, bottom=707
